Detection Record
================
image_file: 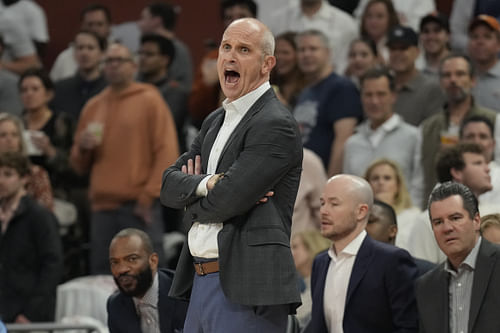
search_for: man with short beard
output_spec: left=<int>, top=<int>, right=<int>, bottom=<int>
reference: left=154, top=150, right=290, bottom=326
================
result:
left=305, top=174, right=418, bottom=333
left=107, top=228, right=187, bottom=333
left=420, top=53, right=497, bottom=204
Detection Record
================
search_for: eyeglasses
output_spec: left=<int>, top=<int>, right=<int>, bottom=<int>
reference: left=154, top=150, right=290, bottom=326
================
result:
left=103, top=57, right=133, bottom=65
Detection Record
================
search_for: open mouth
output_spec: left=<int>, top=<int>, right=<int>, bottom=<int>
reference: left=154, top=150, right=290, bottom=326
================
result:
left=224, top=70, right=240, bottom=85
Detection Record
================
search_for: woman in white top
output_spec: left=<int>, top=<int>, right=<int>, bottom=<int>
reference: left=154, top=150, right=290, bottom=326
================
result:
left=364, top=158, right=420, bottom=251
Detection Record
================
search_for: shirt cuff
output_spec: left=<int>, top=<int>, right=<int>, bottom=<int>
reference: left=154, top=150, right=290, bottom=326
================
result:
left=196, top=175, right=211, bottom=197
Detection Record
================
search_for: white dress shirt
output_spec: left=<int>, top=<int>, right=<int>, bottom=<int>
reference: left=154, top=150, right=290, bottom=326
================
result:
left=269, top=0, right=358, bottom=74
left=188, top=81, right=271, bottom=258
left=324, top=230, right=367, bottom=333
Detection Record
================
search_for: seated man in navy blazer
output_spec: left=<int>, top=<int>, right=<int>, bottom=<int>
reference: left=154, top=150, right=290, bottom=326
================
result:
left=107, top=228, right=188, bottom=333
left=305, top=174, right=418, bottom=333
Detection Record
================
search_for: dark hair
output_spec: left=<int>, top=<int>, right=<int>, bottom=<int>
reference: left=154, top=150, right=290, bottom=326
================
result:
left=220, top=0, right=258, bottom=19
left=147, top=2, right=178, bottom=31
left=360, top=66, right=395, bottom=91
left=276, top=31, right=298, bottom=51
left=436, top=142, right=484, bottom=183
left=112, top=228, right=155, bottom=256
left=428, top=181, right=479, bottom=219
left=19, top=68, right=54, bottom=92
left=350, top=37, right=378, bottom=57
left=0, top=152, right=31, bottom=177
left=439, top=52, right=475, bottom=78
left=460, top=115, right=495, bottom=139
left=140, top=33, right=176, bottom=61
left=75, top=30, right=107, bottom=51
left=80, top=4, right=111, bottom=23
left=373, top=199, right=397, bottom=226
left=361, top=0, right=399, bottom=39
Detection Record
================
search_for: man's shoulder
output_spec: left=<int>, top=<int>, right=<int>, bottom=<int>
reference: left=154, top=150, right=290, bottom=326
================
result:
left=313, top=249, right=331, bottom=266
left=421, top=110, right=446, bottom=130
left=158, top=268, right=175, bottom=287
left=107, top=289, right=132, bottom=315
left=470, top=104, right=498, bottom=119
left=368, top=237, right=413, bottom=261
left=0, top=69, right=18, bottom=83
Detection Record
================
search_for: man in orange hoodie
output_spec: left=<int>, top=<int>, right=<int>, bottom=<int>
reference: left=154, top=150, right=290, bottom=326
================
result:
left=70, top=43, right=179, bottom=274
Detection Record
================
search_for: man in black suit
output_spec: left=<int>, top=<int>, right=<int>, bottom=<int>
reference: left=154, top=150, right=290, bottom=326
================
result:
left=107, top=228, right=187, bottom=333
left=160, top=18, right=302, bottom=332
left=305, top=174, right=418, bottom=333
left=416, top=181, right=500, bottom=333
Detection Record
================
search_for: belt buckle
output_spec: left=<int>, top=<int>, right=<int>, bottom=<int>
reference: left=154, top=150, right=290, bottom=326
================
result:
left=196, top=262, right=206, bottom=276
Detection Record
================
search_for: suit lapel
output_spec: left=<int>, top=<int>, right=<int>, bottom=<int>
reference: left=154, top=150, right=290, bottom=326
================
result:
left=201, top=110, right=225, bottom=172
left=158, top=271, right=173, bottom=332
left=216, top=89, right=275, bottom=170
left=120, top=296, right=141, bottom=331
left=345, top=236, right=374, bottom=305
left=468, top=239, right=496, bottom=333
left=434, top=267, right=450, bottom=333
left=313, top=253, right=331, bottom=332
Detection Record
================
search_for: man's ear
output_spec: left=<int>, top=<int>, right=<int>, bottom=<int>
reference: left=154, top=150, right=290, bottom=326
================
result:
left=450, top=167, right=463, bottom=183
left=357, top=203, right=370, bottom=221
left=261, top=55, right=276, bottom=75
left=149, top=253, right=159, bottom=272
left=388, top=225, right=398, bottom=240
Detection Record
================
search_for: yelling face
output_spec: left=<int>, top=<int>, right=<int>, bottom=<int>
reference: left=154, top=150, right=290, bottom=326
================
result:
left=217, top=19, right=275, bottom=102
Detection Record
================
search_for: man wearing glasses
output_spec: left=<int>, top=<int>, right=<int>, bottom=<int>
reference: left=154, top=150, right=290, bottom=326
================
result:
left=70, top=43, right=180, bottom=274
left=137, top=34, right=189, bottom=152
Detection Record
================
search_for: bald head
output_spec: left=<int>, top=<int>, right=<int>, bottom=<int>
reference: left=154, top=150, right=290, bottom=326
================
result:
left=218, top=17, right=276, bottom=102
left=327, top=174, right=374, bottom=213
left=320, top=174, right=374, bottom=247
left=226, top=18, right=275, bottom=56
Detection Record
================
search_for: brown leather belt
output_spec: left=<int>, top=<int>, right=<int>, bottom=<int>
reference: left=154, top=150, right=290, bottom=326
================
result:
left=194, top=260, right=219, bottom=276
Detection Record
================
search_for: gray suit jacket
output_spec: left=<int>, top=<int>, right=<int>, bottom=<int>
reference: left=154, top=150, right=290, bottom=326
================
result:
left=161, top=88, right=303, bottom=311
left=416, top=238, right=500, bottom=333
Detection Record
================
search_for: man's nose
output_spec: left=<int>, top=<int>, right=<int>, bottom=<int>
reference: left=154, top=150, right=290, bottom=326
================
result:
left=115, top=262, right=130, bottom=274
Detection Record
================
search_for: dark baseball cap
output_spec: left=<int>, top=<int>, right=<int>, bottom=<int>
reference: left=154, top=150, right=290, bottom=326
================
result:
left=468, top=14, right=500, bottom=33
left=387, top=26, right=419, bottom=48
left=420, top=13, right=450, bottom=33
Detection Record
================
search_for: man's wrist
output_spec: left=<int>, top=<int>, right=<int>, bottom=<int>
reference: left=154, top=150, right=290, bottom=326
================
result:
left=196, top=175, right=211, bottom=196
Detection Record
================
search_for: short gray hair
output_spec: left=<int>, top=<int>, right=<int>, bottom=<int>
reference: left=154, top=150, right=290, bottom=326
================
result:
left=111, top=228, right=154, bottom=255
left=296, top=29, right=330, bottom=50
left=261, top=28, right=275, bottom=56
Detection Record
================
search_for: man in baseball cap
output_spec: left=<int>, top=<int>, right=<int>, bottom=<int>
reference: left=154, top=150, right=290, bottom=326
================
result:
left=467, top=14, right=500, bottom=112
left=388, top=25, right=444, bottom=126
left=417, top=13, right=450, bottom=76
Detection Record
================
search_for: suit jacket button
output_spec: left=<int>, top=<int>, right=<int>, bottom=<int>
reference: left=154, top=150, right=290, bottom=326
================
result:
left=191, top=213, right=197, bottom=219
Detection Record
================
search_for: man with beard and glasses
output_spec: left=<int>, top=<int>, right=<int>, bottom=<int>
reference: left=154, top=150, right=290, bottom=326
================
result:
left=420, top=53, right=497, bottom=203
left=107, top=228, right=188, bottom=333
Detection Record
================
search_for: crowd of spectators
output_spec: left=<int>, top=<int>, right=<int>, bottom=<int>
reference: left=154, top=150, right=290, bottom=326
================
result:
left=1, top=0, right=500, bottom=330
